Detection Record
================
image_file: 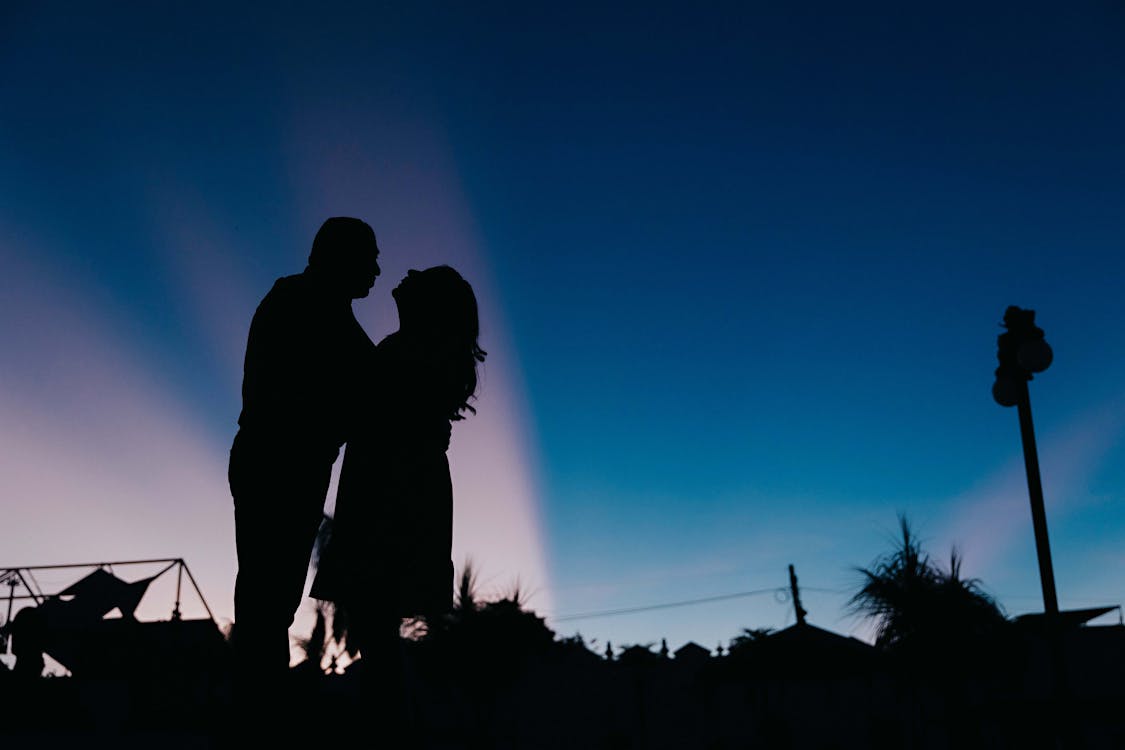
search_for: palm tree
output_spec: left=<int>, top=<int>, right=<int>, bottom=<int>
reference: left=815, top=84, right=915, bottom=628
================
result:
left=934, top=548, right=1008, bottom=635
left=850, top=515, right=939, bottom=649
left=849, top=515, right=1007, bottom=652
left=292, top=601, right=331, bottom=671
left=454, top=559, right=481, bottom=616
left=431, top=560, right=554, bottom=656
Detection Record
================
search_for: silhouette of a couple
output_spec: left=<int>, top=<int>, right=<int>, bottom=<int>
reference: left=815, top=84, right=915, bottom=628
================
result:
left=227, top=217, right=485, bottom=735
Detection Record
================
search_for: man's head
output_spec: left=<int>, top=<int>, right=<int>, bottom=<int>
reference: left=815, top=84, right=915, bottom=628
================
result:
left=307, top=217, right=381, bottom=299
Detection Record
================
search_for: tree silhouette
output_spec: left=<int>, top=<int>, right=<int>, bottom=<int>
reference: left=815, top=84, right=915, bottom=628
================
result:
left=727, top=627, right=775, bottom=658
left=425, top=560, right=554, bottom=661
left=292, top=602, right=330, bottom=670
left=454, top=559, right=480, bottom=617
left=849, top=515, right=1007, bottom=653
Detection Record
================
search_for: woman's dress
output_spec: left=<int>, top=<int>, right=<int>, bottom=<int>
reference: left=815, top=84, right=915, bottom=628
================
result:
left=310, top=331, right=454, bottom=619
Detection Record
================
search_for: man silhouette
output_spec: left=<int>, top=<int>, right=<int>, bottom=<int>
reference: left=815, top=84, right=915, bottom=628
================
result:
left=228, top=217, right=380, bottom=710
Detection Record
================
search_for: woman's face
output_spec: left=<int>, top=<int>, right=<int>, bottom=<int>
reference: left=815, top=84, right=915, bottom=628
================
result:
left=392, top=269, right=426, bottom=328
left=392, top=269, right=420, bottom=298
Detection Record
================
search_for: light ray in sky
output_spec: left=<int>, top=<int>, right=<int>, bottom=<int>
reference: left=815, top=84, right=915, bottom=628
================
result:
left=284, top=106, right=554, bottom=611
left=0, top=231, right=236, bottom=627
left=937, top=393, right=1125, bottom=605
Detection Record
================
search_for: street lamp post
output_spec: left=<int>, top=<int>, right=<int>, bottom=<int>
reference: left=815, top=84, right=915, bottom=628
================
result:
left=991, top=305, right=1058, bottom=618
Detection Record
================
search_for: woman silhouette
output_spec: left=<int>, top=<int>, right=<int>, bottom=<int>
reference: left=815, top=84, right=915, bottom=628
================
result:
left=311, top=265, right=485, bottom=720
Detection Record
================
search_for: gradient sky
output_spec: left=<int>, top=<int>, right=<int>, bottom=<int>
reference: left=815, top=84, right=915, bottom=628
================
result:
left=3, top=2, right=1125, bottom=663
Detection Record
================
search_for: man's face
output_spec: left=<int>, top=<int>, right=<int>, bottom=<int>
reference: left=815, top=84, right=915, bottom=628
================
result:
left=349, top=241, right=381, bottom=299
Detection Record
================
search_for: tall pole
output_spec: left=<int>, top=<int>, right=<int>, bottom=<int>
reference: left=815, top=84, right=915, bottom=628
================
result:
left=788, top=564, right=807, bottom=626
left=1015, top=380, right=1060, bottom=618
left=992, top=306, right=1059, bottom=616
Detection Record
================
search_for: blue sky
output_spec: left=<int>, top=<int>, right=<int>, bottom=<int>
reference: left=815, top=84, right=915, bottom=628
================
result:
left=3, top=2, right=1125, bottom=658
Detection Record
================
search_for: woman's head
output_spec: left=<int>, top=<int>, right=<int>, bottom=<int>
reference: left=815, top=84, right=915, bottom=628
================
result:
left=392, top=265, right=487, bottom=419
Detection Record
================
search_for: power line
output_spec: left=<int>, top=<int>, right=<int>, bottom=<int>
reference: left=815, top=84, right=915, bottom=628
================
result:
left=547, top=581, right=1104, bottom=624
left=551, top=587, right=786, bottom=622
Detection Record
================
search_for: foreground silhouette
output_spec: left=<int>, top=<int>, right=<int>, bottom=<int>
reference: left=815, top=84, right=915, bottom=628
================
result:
left=0, top=562, right=230, bottom=748
left=227, top=217, right=379, bottom=726
left=4, top=547, right=1125, bottom=748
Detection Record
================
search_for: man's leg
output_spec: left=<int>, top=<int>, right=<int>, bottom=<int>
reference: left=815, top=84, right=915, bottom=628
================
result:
left=232, top=506, right=323, bottom=676
left=229, top=448, right=329, bottom=732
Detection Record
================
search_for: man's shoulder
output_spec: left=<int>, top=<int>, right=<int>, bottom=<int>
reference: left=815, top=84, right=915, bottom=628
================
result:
left=255, top=273, right=313, bottom=312
left=264, top=272, right=308, bottom=298
left=375, top=331, right=402, bottom=352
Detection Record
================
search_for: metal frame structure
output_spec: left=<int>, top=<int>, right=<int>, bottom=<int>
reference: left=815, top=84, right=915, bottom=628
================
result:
left=1, top=559, right=217, bottom=658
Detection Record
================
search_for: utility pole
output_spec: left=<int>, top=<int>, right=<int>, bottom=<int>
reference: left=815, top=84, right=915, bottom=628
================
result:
left=788, top=564, right=807, bottom=626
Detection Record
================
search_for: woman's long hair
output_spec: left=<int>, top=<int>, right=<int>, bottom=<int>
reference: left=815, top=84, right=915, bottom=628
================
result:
left=392, top=265, right=487, bottom=420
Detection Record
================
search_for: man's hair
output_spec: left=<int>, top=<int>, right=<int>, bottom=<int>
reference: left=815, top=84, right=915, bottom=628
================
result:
left=308, top=217, right=376, bottom=269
